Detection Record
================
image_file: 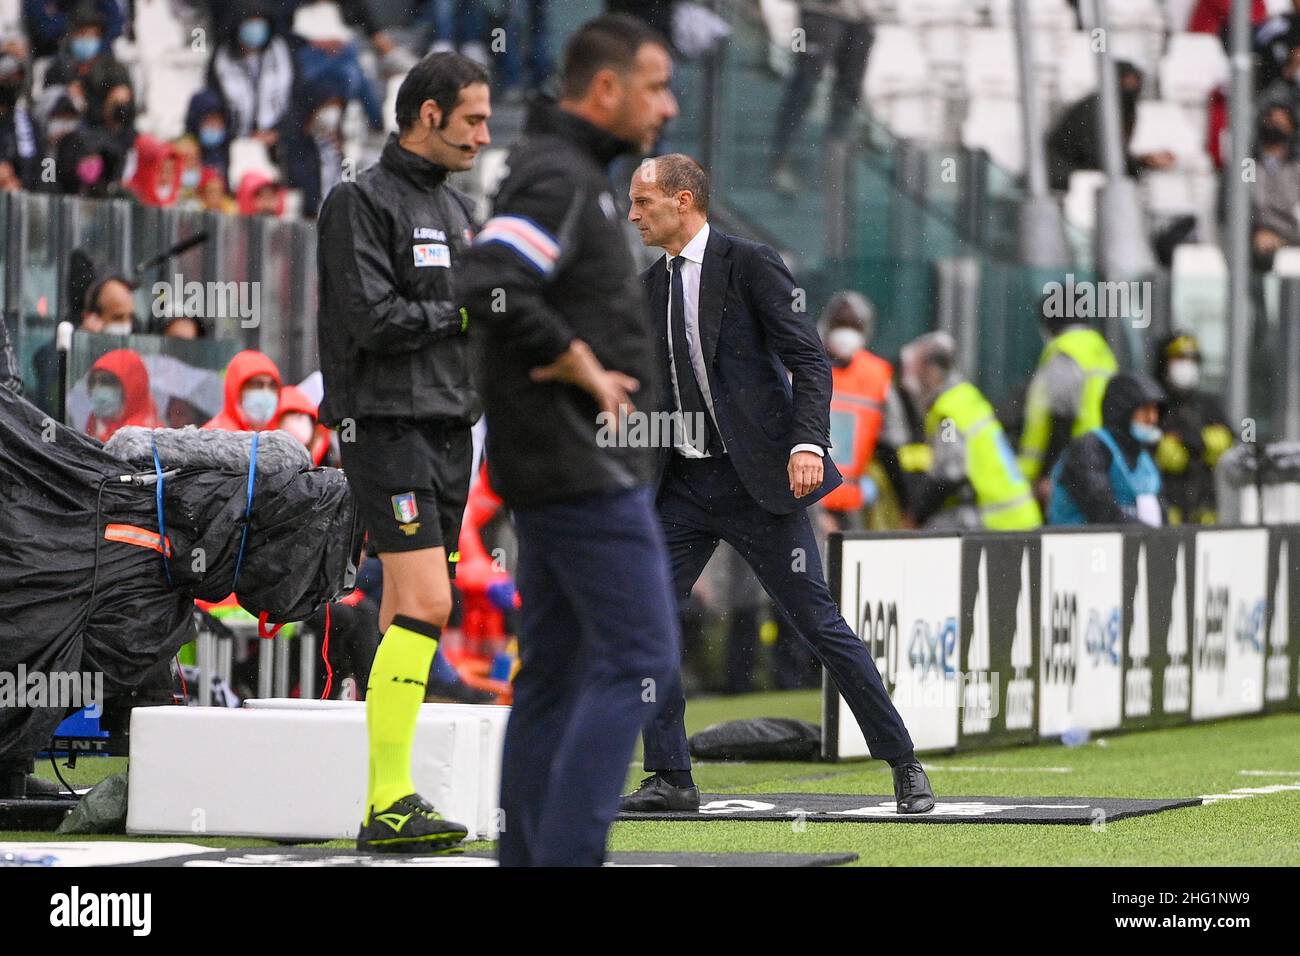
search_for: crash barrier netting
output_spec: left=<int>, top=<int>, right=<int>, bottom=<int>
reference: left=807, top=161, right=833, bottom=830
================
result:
left=0, top=385, right=361, bottom=768
left=823, top=526, right=1300, bottom=759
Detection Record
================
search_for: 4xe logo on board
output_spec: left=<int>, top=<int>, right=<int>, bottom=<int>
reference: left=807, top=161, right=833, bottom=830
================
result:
left=908, top=617, right=957, bottom=678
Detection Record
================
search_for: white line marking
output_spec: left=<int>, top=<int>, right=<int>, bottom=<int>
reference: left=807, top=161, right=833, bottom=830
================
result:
left=1199, top=783, right=1300, bottom=804
left=932, top=766, right=1073, bottom=773
left=1238, top=770, right=1300, bottom=776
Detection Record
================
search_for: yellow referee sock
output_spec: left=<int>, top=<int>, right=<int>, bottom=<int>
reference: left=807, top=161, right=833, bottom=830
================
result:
left=365, top=615, right=439, bottom=818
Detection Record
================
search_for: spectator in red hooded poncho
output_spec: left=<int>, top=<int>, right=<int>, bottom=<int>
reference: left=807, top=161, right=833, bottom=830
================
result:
left=203, top=349, right=282, bottom=431
left=274, top=383, right=330, bottom=465
left=236, top=170, right=285, bottom=216
left=84, top=348, right=161, bottom=441
left=127, top=135, right=184, bottom=208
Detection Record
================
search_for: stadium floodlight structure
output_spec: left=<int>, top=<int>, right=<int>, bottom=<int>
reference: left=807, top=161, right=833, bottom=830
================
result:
left=1013, top=0, right=1071, bottom=269
left=1081, top=0, right=1157, bottom=351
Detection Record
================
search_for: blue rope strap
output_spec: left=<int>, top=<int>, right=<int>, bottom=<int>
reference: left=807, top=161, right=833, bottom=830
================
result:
left=151, top=434, right=174, bottom=588
left=232, top=431, right=260, bottom=591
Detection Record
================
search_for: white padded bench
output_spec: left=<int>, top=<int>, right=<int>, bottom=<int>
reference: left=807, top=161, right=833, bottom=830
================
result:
left=127, top=702, right=509, bottom=841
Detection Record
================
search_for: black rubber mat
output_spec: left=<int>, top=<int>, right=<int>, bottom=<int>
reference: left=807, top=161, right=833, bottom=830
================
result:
left=618, top=793, right=1203, bottom=824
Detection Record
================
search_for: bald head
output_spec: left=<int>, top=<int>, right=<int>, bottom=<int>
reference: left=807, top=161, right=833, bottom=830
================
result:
left=628, top=153, right=710, bottom=255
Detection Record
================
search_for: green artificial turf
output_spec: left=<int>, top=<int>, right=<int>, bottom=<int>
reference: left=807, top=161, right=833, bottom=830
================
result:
left=7, top=691, right=1299, bottom=865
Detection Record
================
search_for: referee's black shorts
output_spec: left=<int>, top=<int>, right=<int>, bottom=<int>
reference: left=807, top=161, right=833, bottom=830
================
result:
left=339, top=417, right=472, bottom=573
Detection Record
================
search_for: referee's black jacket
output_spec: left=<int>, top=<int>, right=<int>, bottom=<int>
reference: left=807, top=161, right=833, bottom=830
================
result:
left=460, top=100, right=661, bottom=508
left=316, top=134, right=481, bottom=428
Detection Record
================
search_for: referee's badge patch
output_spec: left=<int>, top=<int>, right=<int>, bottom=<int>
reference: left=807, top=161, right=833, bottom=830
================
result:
left=391, top=492, right=419, bottom=524
left=413, top=242, right=451, bottom=268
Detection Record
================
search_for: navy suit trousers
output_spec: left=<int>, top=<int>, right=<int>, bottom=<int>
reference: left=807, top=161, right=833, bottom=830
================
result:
left=499, top=486, right=679, bottom=866
left=643, top=454, right=914, bottom=769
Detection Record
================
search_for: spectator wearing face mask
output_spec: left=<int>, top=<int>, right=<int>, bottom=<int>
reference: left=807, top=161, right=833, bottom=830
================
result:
left=208, top=1, right=296, bottom=147
left=82, top=59, right=137, bottom=160
left=35, top=92, right=80, bottom=185
left=816, top=291, right=892, bottom=530
left=185, top=89, right=231, bottom=182
left=30, top=271, right=135, bottom=410
left=0, top=48, right=41, bottom=190
left=81, top=274, right=136, bottom=335
left=55, top=125, right=126, bottom=196
left=1048, top=372, right=1166, bottom=527
left=281, top=74, right=346, bottom=216
left=275, top=384, right=330, bottom=465
left=1250, top=103, right=1300, bottom=266
left=126, top=134, right=183, bottom=208
left=22, top=0, right=124, bottom=60
left=44, top=2, right=121, bottom=91
left=235, top=168, right=285, bottom=216
left=204, top=349, right=283, bottom=432
left=84, top=348, right=160, bottom=442
left=171, top=134, right=204, bottom=208
left=1253, top=0, right=1300, bottom=88
left=292, top=1, right=384, bottom=133
left=1153, top=333, right=1232, bottom=525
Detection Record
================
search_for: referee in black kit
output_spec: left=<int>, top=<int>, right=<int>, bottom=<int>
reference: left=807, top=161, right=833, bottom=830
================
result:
left=316, top=52, right=491, bottom=852
left=459, top=15, right=680, bottom=866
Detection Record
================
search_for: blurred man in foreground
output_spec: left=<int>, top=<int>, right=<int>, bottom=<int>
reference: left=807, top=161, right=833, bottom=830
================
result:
left=459, top=14, right=681, bottom=867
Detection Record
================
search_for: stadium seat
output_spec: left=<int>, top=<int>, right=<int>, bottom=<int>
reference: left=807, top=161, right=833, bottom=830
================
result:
left=1057, top=30, right=1100, bottom=105
left=1163, top=0, right=1199, bottom=31
left=987, top=0, right=1077, bottom=32
left=138, top=53, right=208, bottom=141
left=1064, top=169, right=1107, bottom=233
left=865, top=25, right=931, bottom=100
left=964, top=28, right=1021, bottom=100
left=1273, top=246, right=1300, bottom=277
left=759, top=0, right=799, bottom=46
left=133, top=0, right=190, bottom=63
left=1130, top=99, right=1212, bottom=171
left=228, top=138, right=280, bottom=189
left=962, top=97, right=1024, bottom=174
left=892, top=0, right=977, bottom=27
left=1160, top=33, right=1231, bottom=106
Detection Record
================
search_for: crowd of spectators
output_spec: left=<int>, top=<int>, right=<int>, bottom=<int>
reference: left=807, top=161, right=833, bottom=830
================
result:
left=0, top=0, right=560, bottom=218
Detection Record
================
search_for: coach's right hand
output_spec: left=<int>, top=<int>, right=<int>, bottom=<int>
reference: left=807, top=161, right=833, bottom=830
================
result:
left=531, top=339, right=640, bottom=425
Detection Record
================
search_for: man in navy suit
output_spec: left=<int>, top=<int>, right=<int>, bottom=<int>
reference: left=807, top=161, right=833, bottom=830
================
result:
left=621, top=154, right=935, bottom=814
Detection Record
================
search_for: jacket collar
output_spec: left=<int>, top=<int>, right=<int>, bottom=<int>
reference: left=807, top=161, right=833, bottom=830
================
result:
left=380, top=133, right=451, bottom=190
left=526, top=97, right=637, bottom=167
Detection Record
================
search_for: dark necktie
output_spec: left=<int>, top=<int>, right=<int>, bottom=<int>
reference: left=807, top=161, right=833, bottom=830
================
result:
left=670, top=256, right=721, bottom=455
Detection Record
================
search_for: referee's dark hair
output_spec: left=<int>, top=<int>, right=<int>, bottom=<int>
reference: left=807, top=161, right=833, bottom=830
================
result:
left=646, top=154, right=710, bottom=216
left=395, top=51, right=490, bottom=132
left=561, top=14, right=669, bottom=101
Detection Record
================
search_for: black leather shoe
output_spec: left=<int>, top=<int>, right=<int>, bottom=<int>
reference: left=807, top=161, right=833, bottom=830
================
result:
left=892, top=762, right=936, bottom=814
left=619, top=774, right=701, bottom=812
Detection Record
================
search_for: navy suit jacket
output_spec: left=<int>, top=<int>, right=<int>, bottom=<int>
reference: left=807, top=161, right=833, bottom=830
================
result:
left=643, top=228, right=843, bottom=515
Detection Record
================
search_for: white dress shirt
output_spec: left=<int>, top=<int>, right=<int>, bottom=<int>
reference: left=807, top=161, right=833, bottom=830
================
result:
left=664, top=222, right=824, bottom=461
